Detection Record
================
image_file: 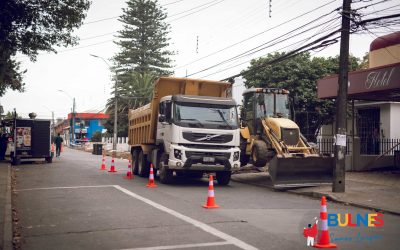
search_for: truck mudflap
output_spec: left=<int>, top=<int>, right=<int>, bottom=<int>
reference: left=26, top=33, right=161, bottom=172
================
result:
left=268, top=155, right=334, bottom=188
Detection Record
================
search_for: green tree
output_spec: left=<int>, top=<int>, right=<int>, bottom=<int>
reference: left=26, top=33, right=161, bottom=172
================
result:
left=242, top=52, right=361, bottom=140
left=91, top=131, right=102, bottom=142
left=114, top=0, right=174, bottom=76
left=0, top=0, right=91, bottom=96
left=105, top=0, right=174, bottom=136
left=104, top=72, right=156, bottom=137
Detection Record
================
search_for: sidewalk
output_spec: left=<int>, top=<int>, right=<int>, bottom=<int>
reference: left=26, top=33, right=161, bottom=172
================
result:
left=0, top=162, right=12, bottom=250
left=231, top=167, right=400, bottom=215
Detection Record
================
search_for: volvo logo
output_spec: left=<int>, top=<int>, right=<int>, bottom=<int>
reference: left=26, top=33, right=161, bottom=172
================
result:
left=195, top=134, right=222, bottom=141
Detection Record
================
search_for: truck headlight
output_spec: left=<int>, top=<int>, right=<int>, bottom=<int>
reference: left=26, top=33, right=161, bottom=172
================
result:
left=233, top=151, right=240, bottom=161
left=174, top=149, right=182, bottom=159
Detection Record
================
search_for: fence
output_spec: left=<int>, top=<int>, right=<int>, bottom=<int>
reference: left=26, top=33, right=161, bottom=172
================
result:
left=316, top=137, right=400, bottom=156
left=316, top=137, right=352, bottom=155
left=102, top=137, right=130, bottom=152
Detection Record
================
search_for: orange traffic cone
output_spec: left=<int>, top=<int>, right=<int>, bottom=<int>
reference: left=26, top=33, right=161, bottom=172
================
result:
left=128, top=159, right=131, bottom=168
left=100, top=154, right=106, bottom=170
left=146, top=164, right=157, bottom=188
left=202, top=175, right=219, bottom=209
left=314, top=196, right=337, bottom=248
left=124, top=160, right=134, bottom=179
left=108, top=157, right=117, bottom=173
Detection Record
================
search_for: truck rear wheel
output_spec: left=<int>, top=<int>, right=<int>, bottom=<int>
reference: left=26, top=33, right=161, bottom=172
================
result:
left=252, top=140, right=268, bottom=168
left=138, top=150, right=150, bottom=177
left=159, top=154, right=173, bottom=184
left=132, top=149, right=139, bottom=175
left=216, top=171, right=231, bottom=185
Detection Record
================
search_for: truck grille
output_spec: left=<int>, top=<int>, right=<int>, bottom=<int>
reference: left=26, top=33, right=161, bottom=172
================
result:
left=182, top=132, right=233, bottom=143
left=186, top=151, right=231, bottom=159
left=281, top=128, right=299, bottom=146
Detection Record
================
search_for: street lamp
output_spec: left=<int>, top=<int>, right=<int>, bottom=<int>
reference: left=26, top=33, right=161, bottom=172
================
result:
left=58, top=90, right=76, bottom=145
left=90, top=54, right=118, bottom=151
left=43, top=105, right=55, bottom=137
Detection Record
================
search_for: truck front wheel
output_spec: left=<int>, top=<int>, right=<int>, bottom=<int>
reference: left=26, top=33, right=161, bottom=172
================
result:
left=216, top=171, right=231, bottom=186
left=138, top=150, right=150, bottom=177
left=158, top=154, right=173, bottom=184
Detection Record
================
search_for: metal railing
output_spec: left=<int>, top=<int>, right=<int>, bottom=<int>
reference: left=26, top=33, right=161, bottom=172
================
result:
left=360, top=138, right=400, bottom=155
left=316, top=137, right=352, bottom=155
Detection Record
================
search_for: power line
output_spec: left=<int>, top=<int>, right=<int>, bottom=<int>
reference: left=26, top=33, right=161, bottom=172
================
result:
left=167, top=0, right=225, bottom=23
left=187, top=12, right=342, bottom=77
left=173, top=0, right=338, bottom=70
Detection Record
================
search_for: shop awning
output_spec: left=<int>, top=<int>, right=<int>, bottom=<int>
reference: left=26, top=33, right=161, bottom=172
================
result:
left=317, top=62, right=400, bottom=101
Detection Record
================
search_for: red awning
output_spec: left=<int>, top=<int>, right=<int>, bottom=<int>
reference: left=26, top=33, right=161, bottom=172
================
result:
left=317, top=62, right=400, bottom=101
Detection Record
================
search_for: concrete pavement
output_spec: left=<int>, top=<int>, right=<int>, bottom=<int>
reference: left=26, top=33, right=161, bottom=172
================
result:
left=231, top=167, right=400, bottom=215
left=0, top=162, right=12, bottom=250
left=1, top=151, right=399, bottom=249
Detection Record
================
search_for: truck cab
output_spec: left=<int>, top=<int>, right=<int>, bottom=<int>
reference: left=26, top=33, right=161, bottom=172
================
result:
left=156, top=95, right=240, bottom=184
left=128, top=77, right=241, bottom=186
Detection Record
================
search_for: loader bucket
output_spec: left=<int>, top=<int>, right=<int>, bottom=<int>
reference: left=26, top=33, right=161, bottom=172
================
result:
left=268, top=156, right=334, bottom=188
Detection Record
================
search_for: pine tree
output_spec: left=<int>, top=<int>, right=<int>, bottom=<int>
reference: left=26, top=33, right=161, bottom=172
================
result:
left=114, top=0, right=174, bottom=76
left=105, top=0, right=174, bottom=136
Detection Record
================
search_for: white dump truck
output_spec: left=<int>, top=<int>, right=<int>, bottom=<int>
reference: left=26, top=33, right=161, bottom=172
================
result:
left=128, top=77, right=241, bottom=185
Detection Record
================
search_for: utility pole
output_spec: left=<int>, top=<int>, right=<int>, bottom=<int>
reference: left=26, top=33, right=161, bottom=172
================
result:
left=72, top=97, right=76, bottom=144
left=90, top=54, right=118, bottom=151
left=333, top=0, right=351, bottom=193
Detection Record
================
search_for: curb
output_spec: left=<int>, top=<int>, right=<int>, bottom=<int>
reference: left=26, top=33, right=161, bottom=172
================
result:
left=2, top=164, right=12, bottom=250
left=231, top=173, right=400, bottom=217
left=287, top=189, right=400, bottom=216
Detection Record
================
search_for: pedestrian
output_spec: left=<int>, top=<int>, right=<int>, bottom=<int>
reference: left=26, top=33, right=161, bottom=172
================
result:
left=54, top=133, right=64, bottom=157
left=0, top=133, right=8, bottom=160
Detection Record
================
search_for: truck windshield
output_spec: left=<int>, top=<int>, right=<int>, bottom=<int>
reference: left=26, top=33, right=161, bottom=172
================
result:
left=173, top=102, right=239, bottom=130
left=256, top=93, right=290, bottom=118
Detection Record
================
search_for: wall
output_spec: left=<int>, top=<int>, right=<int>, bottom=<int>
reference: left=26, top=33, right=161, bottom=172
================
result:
left=390, top=103, right=400, bottom=138
left=369, top=44, right=400, bottom=68
left=87, top=119, right=104, bottom=139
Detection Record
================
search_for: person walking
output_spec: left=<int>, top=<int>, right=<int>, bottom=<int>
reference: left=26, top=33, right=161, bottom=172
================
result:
left=0, top=133, right=8, bottom=160
left=54, top=133, right=64, bottom=157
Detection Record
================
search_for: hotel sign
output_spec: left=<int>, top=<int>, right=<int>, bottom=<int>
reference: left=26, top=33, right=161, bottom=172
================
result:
left=317, top=62, right=400, bottom=100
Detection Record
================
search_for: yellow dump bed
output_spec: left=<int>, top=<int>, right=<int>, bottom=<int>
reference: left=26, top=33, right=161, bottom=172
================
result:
left=128, top=77, right=231, bottom=146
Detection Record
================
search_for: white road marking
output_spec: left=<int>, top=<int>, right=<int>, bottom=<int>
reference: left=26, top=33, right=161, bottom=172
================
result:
left=16, top=185, right=114, bottom=192
left=16, top=184, right=259, bottom=249
left=119, top=241, right=231, bottom=250
left=113, top=185, right=259, bottom=250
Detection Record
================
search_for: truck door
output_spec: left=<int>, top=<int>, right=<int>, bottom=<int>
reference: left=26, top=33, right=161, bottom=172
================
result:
left=156, top=100, right=172, bottom=148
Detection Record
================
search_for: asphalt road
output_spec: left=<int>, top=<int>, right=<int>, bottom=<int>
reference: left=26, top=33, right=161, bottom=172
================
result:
left=12, top=147, right=400, bottom=250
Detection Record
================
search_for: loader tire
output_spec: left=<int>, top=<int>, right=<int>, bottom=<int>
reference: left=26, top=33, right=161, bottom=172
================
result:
left=138, top=150, right=150, bottom=177
left=252, top=140, right=268, bottom=168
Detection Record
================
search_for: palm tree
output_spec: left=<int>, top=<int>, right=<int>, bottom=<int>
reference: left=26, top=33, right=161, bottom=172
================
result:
left=105, top=71, right=156, bottom=136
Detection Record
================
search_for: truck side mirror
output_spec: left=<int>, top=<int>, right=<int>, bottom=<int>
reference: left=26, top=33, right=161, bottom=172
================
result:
left=158, top=115, right=166, bottom=123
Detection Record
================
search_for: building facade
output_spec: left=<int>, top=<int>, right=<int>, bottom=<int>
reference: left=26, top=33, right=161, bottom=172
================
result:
left=317, top=32, right=400, bottom=170
left=54, top=111, right=109, bottom=144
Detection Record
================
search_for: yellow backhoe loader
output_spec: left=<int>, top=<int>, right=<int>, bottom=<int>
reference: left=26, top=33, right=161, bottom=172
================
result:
left=240, top=87, right=334, bottom=187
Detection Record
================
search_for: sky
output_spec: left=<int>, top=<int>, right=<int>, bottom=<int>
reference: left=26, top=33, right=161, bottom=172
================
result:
left=1, top=0, right=399, bottom=121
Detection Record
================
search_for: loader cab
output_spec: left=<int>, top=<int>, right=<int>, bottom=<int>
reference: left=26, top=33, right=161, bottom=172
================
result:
left=241, top=88, right=290, bottom=134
